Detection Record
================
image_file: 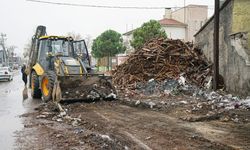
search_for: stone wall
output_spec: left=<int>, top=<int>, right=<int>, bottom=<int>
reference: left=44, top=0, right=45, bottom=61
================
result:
left=195, top=0, right=250, bottom=96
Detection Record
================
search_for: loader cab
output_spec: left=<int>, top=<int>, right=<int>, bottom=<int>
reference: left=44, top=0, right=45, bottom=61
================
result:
left=73, top=40, right=91, bottom=69
left=37, top=36, right=74, bottom=70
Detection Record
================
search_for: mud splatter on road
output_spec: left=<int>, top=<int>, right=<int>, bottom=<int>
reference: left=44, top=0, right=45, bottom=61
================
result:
left=16, top=100, right=250, bottom=150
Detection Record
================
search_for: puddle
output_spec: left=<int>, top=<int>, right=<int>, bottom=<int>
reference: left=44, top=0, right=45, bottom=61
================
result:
left=0, top=73, right=41, bottom=149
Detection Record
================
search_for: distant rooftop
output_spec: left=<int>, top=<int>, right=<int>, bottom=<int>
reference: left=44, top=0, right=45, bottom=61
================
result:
left=123, top=18, right=187, bottom=36
left=123, top=29, right=136, bottom=36
left=159, top=18, right=187, bottom=27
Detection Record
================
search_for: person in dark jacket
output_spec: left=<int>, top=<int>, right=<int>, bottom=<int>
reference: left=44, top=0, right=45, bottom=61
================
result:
left=21, top=64, right=27, bottom=86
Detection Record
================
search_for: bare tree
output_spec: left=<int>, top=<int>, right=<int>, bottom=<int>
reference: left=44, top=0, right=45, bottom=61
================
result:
left=23, top=41, right=31, bottom=58
left=66, top=32, right=82, bottom=40
left=84, top=34, right=92, bottom=51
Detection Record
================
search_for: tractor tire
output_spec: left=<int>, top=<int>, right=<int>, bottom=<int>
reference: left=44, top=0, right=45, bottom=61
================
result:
left=41, top=71, right=56, bottom=102
left=31, top=71, right=42, bottom=99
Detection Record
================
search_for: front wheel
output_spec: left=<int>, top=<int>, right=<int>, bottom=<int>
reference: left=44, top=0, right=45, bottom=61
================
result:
left=41, top=71, right=56, bottom=102
left=31, top=71, right=42, bottom=98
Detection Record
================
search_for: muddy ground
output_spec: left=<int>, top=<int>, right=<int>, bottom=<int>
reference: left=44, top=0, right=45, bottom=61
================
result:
left=15, top=94, right=250, bottom=150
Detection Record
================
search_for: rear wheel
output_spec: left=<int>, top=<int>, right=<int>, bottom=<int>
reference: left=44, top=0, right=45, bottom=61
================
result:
left=31, top=71, right=42, bottom=98
left=41, top=71, right=56, bottom=102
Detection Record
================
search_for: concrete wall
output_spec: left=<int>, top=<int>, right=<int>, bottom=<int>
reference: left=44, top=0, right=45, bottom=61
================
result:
left=172, top=5, right=208, bottom=42
left=171, top=8, right=185, bottom=24
left=232, top=0, right=250, bottom=52
left=162, top=26, right=186, bottom=40
left=195, top=0, right=250, bottom=96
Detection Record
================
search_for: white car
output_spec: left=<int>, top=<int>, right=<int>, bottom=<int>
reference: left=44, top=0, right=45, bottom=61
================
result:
left=0, top=67, right=13, bottom=81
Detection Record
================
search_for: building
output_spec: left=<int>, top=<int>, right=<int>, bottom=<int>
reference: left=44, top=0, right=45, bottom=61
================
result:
left=123, top=5, right=208, bottom=53
left=159, top=9, right=187, bottom=40
left=194, top=0, right=250, bottom=96
left=161, top=5, right=208, bottom=42
left=123, top=30, right=135, bottom=54
left=171, top=5, right=208, bottom=42
left=161, top=5, right=208, bottom=41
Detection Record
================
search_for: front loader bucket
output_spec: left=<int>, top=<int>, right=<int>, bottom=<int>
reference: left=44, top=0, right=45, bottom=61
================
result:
left=54, top=75, right=116, bottom=102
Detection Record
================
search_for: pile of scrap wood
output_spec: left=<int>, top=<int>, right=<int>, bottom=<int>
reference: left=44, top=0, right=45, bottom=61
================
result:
left=112, top=38, right=212, bottom=89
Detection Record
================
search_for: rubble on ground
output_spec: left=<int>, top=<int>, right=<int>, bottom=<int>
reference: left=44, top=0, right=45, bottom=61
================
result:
left=113, top=38, right=214, bottom=89
left=112, top=38, right=250, bottom=123
left=120, top=88, right=250, bottom=123
left=59, top=76, right=117, bottom=101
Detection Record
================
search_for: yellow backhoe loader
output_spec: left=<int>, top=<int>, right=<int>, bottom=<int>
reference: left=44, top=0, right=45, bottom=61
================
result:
left=27, top=25, right=116, bottom=103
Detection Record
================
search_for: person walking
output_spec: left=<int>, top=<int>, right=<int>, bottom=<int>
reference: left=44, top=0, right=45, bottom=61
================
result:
left=21, top=64, right=28, bottom=86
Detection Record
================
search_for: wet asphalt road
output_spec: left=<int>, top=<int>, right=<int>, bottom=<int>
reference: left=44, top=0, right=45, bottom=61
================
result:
left=0, top=70, right=41, bottom=149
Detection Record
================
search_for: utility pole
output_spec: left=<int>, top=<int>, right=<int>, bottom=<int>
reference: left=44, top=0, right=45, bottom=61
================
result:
left=0, top=33, right=7, bottom=66
left=184, top=0, right=186, bottom=23
left=0, top=33, right=7, bottom=50
left=184, top=0, right=188, bottom=41
left=213, top=0, right=220, bottom=90
left=8, top=46, right=17, bottom=66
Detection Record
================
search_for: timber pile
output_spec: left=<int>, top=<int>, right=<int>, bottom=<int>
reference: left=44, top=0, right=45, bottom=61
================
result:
left=113, top=38, right=212, bottom=88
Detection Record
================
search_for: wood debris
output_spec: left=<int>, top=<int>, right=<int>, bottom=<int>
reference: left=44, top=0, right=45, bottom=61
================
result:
left=113, top=38, right=212, bottom=88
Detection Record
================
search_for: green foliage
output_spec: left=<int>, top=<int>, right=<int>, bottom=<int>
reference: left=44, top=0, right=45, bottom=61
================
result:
left=131, top=20, right=167, bottom=49
left=91, top=30, right=126, bottom=58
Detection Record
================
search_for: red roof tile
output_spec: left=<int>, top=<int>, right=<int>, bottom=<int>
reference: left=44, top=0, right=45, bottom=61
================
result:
left=159, top=18, right=187, bottom=27
left=123, top=19, right=187, bottom=35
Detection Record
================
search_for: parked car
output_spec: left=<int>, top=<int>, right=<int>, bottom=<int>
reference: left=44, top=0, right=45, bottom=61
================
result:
left=0, top=67, right=13, bottom=81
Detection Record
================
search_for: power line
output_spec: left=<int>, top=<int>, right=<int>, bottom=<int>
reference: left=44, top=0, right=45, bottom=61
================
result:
left=26, top=0, right=214, bottom=10
left=26, top=0, right=166, bottom=9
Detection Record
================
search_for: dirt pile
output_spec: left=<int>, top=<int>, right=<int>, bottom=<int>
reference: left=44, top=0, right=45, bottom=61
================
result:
left=58, top=76, right=116, bottom=101
left=113, top=38, right=212, bottom=89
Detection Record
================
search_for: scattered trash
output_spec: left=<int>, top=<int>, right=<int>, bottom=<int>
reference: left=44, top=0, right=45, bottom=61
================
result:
left=72, top=119, right=79, bottom=127
left=36, top=115, right=47, bottom=119
left=59, top=111, right=66, bottom=117
left=99, top=134, right=113, bottom=141
left=41, top=112, right=52, bottom=115
left=74, top=128, right=84, bottom=134
left=178, top=75, right=186, bottom=86
left=148, top=102, right=156, bottom=109
left=73, top=117, right=82, bottom=126
left=56, top=118, right=63, bottom=122
left=56, top=134, right=63, bottom=138
left=179, top=101, right=188, bottom=104
left=241, top=98, right=250, bottom=108
left=135, top=100, right=141, bottom=106
left=205, top=76, right=212, bottom=89
left=124, top=146, right=129, bottom=150
left=232, top=118, right=239, bottom=123
left=145, top=136, right=152, bottom=140
left=106, top=93, right=117, bottom=99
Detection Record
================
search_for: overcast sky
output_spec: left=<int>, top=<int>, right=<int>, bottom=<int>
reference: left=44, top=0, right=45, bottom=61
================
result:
left=0, top=0, right=214, bottom=56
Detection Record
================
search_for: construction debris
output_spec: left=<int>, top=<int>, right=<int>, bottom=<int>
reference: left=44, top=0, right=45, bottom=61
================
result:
left=113, top=38, right=213, bottom=89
